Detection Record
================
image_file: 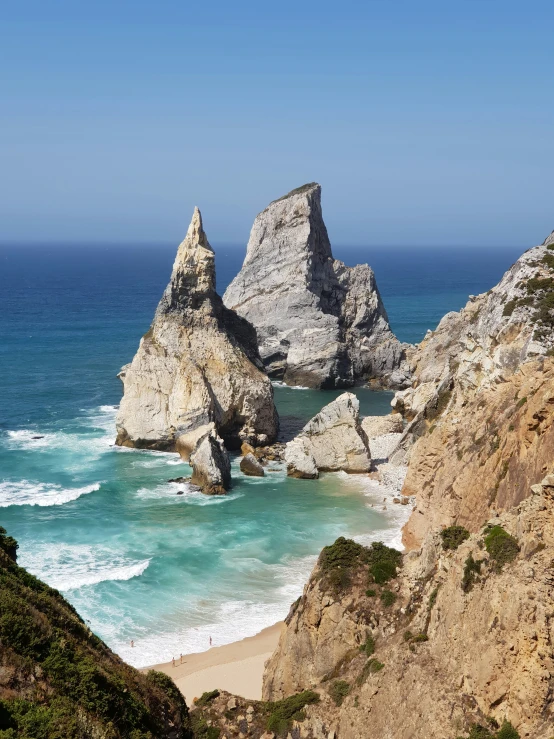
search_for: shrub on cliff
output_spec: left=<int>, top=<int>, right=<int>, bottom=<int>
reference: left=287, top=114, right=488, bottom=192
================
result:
left=367, top=541, right=402, bottom=584
left=484, top=525, right=519, bottom=571
left=457, top=720, right=519, bottom=739
left=319, top=537, right=368, bottom=592
left=329, top=680, right=350, bottom=706
left=264, top=690, right=319, bottom=735
left=462, top=553, right=483, bottom=592
left=0, top=527, right=18, bottom=561
left=441, top=525, right=470, bottom=550
left=0, top=530, right=191, bottom=739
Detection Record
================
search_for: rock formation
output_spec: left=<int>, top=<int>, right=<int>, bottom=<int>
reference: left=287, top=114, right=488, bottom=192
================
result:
left=115, top=207, right=278, bottom=454
left=285, top=393, right=371, bottom=478
left=240, top=452, right=265, bottom=477
left=389, top=231, right=554, bottom=547
left=190, top=428, right=231, bottom=495
left=223, top=183, right=410, bottom=389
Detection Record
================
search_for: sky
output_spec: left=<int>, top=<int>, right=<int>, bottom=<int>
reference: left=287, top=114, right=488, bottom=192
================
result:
left=1, top=0, right=553, bottom=247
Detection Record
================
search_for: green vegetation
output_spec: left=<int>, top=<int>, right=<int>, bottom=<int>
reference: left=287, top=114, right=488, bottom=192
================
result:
left=516, top=396, right=527, bottom=409
left=462, top=553, right=483, bottom=592
left=0, top=527, right=18, bottom=561
left=264, top=691, right=319, bottom=736
left=457, top=720, right=519, bottom=739
left=329, top=680, right=350, bottom=706
left=319, top=538, right=402, bottom=592
left=365, top=588, right=376, bottom=597
left=380, top=589, right=396, bottom=607
left=190, top=714, right=220, bottom=739
left=484, top=525, right=519, bottom=571
left=502, top=299, right=517, bottom=317
left=355, top=659, right=384, bottom=686
left=0, top=530, right=191, bottom=739
left=428, top=586, right=439, bottom=611
left=440, top=525, right=470, bottom=551
left=319, top=537, right=368, bottom=592
left=367, top=542, right=403, bottom=584
left=195, top=691, right=220, bottom=708
left=412, top=633, right=429, bottom=643
left=359, top=634, right=375, bottom=657
left=403, top=630, right=414, bottom=641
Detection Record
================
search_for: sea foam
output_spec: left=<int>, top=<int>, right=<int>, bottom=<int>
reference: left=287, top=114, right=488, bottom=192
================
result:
left=0, top=480, right=101, bottom=508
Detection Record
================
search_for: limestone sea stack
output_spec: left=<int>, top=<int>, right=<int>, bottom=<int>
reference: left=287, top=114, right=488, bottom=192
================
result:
left=115, top=207, right=278, bottom=456
left=223, top=183, right=410, bottom=389
left=285, top=392, right=371, bottom=478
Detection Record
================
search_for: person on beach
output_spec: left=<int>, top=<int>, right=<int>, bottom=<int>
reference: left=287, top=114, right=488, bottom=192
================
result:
left=172, top=657, right=175, bottom=667
left=130, top=640, right=134, bottom=648
left=209, top=636, right=212, bottom=646
left=180, top=653, right=183, bottom=664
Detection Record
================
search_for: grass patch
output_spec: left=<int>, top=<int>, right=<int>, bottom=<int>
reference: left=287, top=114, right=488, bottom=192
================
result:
left=484, top=526, right=519, bottom=571
left=441, top=525, right=470, bottom=551
left=516, top=396, right=527, bottom=409
left=462, top=553, right=483, bottom=592
left=355, top=659, right=384, bottom=686
left=380, top=589, right=396, bottom=607
left=428, top=586, right=439, bottom=611
left=359, top=634, right=375, bottom=657
left=365, top=588, right=376, bottom=597
left=264, top=690, right=319, bottom=736
left=457, top=720, right=520, bottom=739
left=503, top=299, right=517, bottom=317
left=195, top=690, right=220, bottom=707
left=329, top=680, right=350, bottom=707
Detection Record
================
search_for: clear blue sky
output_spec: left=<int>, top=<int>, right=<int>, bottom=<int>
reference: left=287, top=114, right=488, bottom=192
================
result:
left=1, top=1, right=553, bottom=247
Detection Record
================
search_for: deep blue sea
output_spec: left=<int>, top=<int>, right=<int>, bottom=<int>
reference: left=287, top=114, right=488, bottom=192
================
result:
left=0, top=242, right=523, bottom=666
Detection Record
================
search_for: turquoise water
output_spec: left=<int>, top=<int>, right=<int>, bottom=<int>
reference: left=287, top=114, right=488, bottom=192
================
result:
left=0, top=243, right=522, bottom=666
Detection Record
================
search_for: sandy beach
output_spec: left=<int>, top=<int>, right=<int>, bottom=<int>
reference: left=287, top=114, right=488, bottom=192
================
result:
left=148, top=622, right=283, bottom=704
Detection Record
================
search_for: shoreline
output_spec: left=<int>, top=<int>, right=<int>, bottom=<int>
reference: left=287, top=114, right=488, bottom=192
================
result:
left=145, top=622, right=284, bottom=704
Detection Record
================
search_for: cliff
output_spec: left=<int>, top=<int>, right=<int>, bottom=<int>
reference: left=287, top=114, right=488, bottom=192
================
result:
left=394, top=233, right=554, bottom=547
left=0, top=528, right=191, bottom=739
left=254, top=235, right=554, bottom=738
left=223, top=184, right=410, bottom=389
left=116, top=207, right=278, bottom=453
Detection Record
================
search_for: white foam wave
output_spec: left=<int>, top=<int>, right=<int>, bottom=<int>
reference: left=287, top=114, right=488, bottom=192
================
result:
left=136, top=481, right=244, bottom=505
left=19, top=542, right=150, bottom=591
left=0, top=480, right=101, bottom=508
left=272, top=381, right=310, bottom=390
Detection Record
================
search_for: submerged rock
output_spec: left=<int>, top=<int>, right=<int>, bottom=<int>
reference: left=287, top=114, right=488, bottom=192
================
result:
left=240, top=453, right=265, bottom=477
left=223, top=183, right=410, bottom=389
left=190, top=430, right=231, bottom=495
left=115, top=207, right=278, bottom=453
left=285, top=392, right=371, bottom=478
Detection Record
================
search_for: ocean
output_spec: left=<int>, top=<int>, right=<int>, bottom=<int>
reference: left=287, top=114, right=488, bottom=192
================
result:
left=0, top=242, right=523, bottom=667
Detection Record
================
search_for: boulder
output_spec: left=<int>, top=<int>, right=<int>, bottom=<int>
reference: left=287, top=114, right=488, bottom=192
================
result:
left=115, top=207, right=278, bottom=452
left=361, top=413, right=403, bottom=438
left=190, top=431, right=231, bottom=495
left=240, top=453, right=265, bottom=477
left=285, top=392, right=371, bottom=477
left=223, top=183, right=410, bottom=389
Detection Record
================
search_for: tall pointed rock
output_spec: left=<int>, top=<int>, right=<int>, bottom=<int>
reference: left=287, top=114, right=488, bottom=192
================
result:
left=223, top=183, right=410, bottom=389
left=116, top=207, right=278, bottom=453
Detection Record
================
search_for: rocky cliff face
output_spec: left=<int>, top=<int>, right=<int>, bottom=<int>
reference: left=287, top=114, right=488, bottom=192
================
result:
left=0, top=529, right=191, bottom=739
left=116, top=207, right=278, bottom=453
left=223, top=184, right=410, bottom=389
left=261, top=489, right=554, bottom=739
left=391, top=232, right=554, bottom=547
left=255, top=236, right=554, bottom=738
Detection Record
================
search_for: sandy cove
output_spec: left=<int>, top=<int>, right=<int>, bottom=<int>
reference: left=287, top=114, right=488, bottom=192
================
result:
left=146, top=622, right=283, bottom=705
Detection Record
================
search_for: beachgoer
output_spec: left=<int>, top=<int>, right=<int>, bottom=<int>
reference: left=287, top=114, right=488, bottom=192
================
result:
left=172, top=657, right=175, bottom=667
left=180, top=653, right=183, bottom=664
left=209, top=636, right=212, bottom=646
left=131, top=640, right=134, bottom=648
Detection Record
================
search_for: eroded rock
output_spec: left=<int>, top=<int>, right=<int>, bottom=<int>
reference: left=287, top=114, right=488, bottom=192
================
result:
left=190, top=431, right=231, bottom=495
left=115, top=207, right=278, bottom=453
left=285, top=393, right=371, bottom=478
left=223, top=184, right=410, bottom=389
left=240, top=453, right=265, bottom=477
